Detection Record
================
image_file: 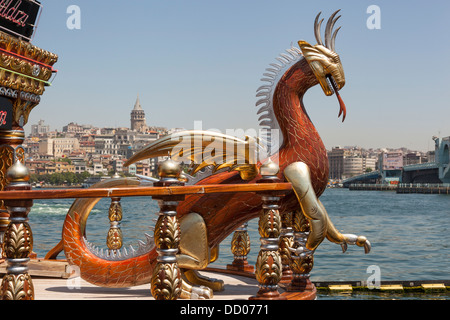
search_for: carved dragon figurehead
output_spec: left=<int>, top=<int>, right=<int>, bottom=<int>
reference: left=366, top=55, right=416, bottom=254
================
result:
left=299, top=10, right=347, bottom=121
left=51, top=11, right=370, bottom=299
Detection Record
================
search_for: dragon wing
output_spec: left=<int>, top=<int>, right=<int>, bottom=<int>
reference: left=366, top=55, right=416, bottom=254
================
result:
left=124, top=130, right=264, bottom=181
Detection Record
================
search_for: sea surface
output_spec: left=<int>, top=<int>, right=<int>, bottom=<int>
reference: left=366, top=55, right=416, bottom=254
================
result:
left=27, top=187, right=449, bottom=300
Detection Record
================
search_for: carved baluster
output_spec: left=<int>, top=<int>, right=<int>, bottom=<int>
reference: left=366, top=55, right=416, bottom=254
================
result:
left=1, top=160, right=34, bottom=300
left=106, top=197, right=123, bottom=251
left=150, top=159, right=183, bottom=300
left=227, top=222, right=254, bottom=273
left=279, top=211, right=294, bottom=284
left=250, top=160, right=286, bottom=300
left=0, top=129, right=25, bottom=258
left=286, top=210, right=315, bottom=292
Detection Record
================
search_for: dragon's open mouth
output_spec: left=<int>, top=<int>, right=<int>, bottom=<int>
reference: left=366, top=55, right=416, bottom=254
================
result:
left=327, top=75, right=346, bottom=122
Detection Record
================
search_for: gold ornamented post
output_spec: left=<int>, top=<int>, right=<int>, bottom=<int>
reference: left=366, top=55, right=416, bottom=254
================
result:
left=250, top=160, right=286, bottom=300
left=227, top=222, right=254, bottom=273
left=150, top=159, right=184, bottom=300
left=1, top=160, right=34, bottom=300
left=0, top=135, right=23, bottom=257
left=106, top=197, right=123, bottom=251
left=286, top=210, right=315, bottom=292
left=279, top=211, right=294, bottom=284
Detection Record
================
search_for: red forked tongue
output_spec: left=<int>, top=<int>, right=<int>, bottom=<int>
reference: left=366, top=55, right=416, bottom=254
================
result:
left=329, top=76, right=346, bottom=122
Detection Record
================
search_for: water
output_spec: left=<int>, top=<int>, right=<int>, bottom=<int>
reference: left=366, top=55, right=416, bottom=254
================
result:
left=27, top=188, right=449, bottom=299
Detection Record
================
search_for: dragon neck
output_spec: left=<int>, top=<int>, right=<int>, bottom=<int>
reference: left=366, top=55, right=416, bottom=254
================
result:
left=273, top=57, right=320, bottom=149
left=270, top=56, right=329, bottom=195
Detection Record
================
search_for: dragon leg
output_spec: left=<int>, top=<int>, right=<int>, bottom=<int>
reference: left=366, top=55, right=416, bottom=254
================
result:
left=178, top=213, right=224, bottom=296
left=284, top=162, right=371, bottom=254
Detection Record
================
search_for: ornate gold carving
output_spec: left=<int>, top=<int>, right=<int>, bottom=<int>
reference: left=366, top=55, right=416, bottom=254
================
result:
left=1, top=273, right=34, bottom=300
left=154, top=215, right=180, bottom=249
left=231, top=229, right=251, bottom=257
left=106, top=227, right=122, bottom=251
left=293, top=209, right=309, bottom=233
left=108, top=199, right=122, bottom=222
left=0, top=31, right=58, bottom=67
left=0, top=145, right=14, bottom=193
left=255, top=250, right=282, bottom=286
left=3, top=222, right=33, bottom=259
left=107, top=198, right=123, bottom=250
left=150, top=262, right=182, bottom=300
left=227, top=224, right=254, bottom=273
left=290, top=252, right=314, bottom=275
left=0, top=52, right=53, bottom=81
left=0, top=67, right=45, bottom=94
left=298, top=11, right=345, bottom=97
left=258, top=208, right=281, bottom=238
left=0, top=31, right=58, bottom=126
left=279, top=234, right=294, bottom=267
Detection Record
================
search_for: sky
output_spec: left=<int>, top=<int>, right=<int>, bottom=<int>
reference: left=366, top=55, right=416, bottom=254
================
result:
left=23, top=0, right=450, bottom=152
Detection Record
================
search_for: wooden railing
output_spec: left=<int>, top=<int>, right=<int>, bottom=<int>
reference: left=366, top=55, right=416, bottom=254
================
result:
left=0, top=160, right=297, bottom=300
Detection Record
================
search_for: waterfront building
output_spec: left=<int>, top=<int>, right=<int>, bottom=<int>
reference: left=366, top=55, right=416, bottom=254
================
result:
left=79, top=140, right=95, bottom=154
left=62, top=122, right=94, bottom=135
left=328, top=146, right=378, bottom=180
left=38, top=137, right=80, bottom=158
left=73, top=161, right=88, bottom=174
left=54, top=161, right=76, bottom=174
left=23, top=137, right=40, bottom=159
left=112, top=159, right=123, bottom=173
left=363, top=157, right=377, bottom=172
left=127, top=163, right=137, bottom=176
left=94, top=134, right=118, bottom=155
left=328, top=147, right=345, bottom=180
left=113, top=128, right=159, bottom=157
left=403, top=152, right=427, bottom=166
left=343, top=156, right=364, bottom=179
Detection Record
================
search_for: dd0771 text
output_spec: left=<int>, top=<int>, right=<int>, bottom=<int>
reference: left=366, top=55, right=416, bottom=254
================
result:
left=224, top=304, right=268, bottom=315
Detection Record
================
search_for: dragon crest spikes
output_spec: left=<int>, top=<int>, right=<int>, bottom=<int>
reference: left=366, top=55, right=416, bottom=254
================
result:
left=314, top=10, right=342, bottom=51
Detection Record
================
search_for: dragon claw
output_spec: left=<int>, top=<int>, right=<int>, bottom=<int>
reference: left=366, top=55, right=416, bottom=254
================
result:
left=341, top=234, right=371, bottom=254
left=289, top=246, right=313, bottom=258
left=190, top=286, right=213, bottom=300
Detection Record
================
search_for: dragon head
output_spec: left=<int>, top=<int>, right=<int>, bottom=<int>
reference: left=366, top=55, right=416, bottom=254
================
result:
left=299, top=10, right=347, bottom=121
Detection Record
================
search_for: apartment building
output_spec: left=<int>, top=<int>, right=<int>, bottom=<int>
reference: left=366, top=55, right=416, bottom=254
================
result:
left=328, top=146, right=378, bottom=180
left=38, top=138, right=80, bottom=158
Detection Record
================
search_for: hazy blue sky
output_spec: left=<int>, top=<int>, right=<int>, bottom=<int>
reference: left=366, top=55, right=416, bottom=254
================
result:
left=24, top=0, right=450, bottom=152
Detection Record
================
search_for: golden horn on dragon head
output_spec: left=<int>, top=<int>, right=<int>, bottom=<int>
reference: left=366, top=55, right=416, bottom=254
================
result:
left=314, top=9, right=342, bottom=51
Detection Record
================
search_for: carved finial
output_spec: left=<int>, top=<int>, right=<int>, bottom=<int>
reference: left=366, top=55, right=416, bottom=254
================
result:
left=158, top=159, right=181, bottom=179
left=260, top=159, right=280, bottom=177
left=6, top=160, right=30, bottom=183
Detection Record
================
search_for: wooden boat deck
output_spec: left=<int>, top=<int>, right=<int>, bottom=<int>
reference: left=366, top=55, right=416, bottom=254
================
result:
left=1, top=259, right=262, bottom=300
left=31, top=270, right=259, bottom=300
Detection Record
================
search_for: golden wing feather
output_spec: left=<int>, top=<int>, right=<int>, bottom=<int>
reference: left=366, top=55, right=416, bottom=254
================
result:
left=124, top=130, right=262, bottom=180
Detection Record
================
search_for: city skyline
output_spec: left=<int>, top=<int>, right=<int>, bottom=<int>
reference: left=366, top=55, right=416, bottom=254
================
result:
left=23, top=1, right=450, bottom=153
left=28, top=115, right=436, bottom=154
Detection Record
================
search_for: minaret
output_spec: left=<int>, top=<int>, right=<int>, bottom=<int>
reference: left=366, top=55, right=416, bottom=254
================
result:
left=130, top=95, right=147, bottom=132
